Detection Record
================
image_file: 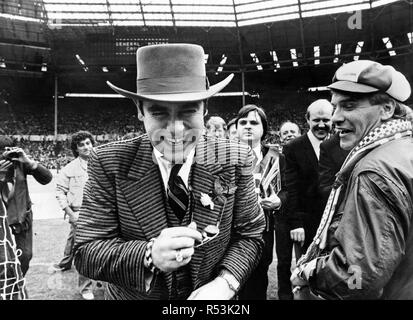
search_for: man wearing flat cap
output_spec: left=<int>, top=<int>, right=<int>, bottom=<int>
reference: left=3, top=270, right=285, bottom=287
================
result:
left=291, top=60, right=413, bottom=299
left=73, top=43, right=265, bottom=300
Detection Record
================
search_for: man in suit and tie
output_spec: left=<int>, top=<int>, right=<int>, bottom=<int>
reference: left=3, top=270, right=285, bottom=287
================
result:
left=73, top=43, right=265, bottom=300
left=235, top=105, right=288, bottom=300
left=283, top=99, right=334, bottom=253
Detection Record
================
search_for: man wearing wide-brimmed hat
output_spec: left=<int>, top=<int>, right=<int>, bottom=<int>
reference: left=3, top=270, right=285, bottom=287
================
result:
left=291, top=60, right=413, bottom=299
left=73, top=43, right=265, bottom=300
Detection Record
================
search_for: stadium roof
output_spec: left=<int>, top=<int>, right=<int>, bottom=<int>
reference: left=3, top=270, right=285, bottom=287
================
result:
left=0, top=0, right=411, bottom=90
left=0, top=0, right=402, bottom=28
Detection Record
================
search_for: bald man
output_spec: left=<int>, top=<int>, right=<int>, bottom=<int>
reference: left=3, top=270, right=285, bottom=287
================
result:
left=279, top=121, right=301, bottom=145
left=283, top=99, right=333, bottom=255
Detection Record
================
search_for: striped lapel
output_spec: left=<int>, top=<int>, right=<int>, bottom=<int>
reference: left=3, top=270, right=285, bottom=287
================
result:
left=117, top=135, right=168, bottom=241
left=117, top=136, right=227, bottom=290
left=117, top=136, right=175, bottom=295
left=189, top=159, right=224, bottom=285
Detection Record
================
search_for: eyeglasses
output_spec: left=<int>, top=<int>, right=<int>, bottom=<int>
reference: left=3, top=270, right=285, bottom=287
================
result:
left=189, top=191, right=226, bottom=248
left=195, top=224, right=220, bottom=248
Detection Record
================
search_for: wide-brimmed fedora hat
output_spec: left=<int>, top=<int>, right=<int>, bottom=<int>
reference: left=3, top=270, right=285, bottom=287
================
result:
left=107, top=43, right=234, bottom=103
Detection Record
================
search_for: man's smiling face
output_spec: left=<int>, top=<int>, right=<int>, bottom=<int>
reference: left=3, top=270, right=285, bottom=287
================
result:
left=138, top=100, right=205, bottom=163
left=331, top=92, right=383, bottom=150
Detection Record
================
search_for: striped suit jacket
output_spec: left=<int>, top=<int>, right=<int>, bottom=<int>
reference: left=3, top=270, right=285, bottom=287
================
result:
left=73, top=134, right=265, bottom=300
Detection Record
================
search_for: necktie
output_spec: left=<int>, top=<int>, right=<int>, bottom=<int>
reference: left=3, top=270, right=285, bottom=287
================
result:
left=167, top=164, right=189, bottom=221
left=253, top=153, right=258, bottom=169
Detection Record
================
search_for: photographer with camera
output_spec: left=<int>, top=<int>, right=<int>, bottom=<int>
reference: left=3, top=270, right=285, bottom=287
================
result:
left=0, top=136, right=52, bottom=283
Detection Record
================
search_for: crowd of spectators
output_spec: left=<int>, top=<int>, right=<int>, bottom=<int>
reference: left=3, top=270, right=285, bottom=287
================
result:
left=0, top=98, right=144, bottom=136
left=0, top=93, right=314, bottom=136
left=1, top=90, right=370, bottom=168
left=15, top=140, right=73, bottom=170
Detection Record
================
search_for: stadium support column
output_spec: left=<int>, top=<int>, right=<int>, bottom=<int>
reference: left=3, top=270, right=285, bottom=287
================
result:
left=241, top=70, right=245, bottom=106
left=297, top=0, right=307, bottom=64
left=54, top=74, right=58, bottom=140
left=232, top=0, right=245, bottom=106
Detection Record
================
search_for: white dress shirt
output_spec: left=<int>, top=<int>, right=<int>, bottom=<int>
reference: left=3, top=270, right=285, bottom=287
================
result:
left=145, top=146, right=195, bottom=291
left=153, top=146, right=195, bottom=192
left=307, top=130, right=323, bottom=161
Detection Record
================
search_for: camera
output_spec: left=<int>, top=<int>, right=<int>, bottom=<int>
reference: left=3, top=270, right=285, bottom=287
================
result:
left=0, top=151, right=18, bottom=161
left=6, top=152, right=19, bottom=159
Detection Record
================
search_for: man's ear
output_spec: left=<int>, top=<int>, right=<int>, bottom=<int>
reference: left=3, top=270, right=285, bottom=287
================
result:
left=203, top=99, right=209, bottom=117
left=134, top=99, right=144, bottom=121
left=380, top=101, right=396, bottom=121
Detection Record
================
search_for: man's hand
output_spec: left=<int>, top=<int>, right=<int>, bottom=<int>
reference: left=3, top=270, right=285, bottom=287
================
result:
left=290, top=267, right=308, bottom=288
left=290, top=228, right=305, bottom=244
left=187, top=276, right=235, bottom=300
left=3, top=147, right=37, bottom=169
left=151, top=222, right=202, bottom=273
left=260, top=187, right=281, bottom=210
left=0, top=159, right=13, bottom=172
left=65, top=207, right=79, bottom=224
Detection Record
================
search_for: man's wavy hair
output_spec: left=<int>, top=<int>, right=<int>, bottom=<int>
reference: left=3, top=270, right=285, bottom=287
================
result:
left=70, top=131, right=95, bottom=158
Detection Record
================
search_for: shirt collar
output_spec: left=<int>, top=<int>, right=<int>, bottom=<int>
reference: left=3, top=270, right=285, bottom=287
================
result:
left=153, top=146, right=196, bottom=191
left=307, top=130, right=328, bottom=160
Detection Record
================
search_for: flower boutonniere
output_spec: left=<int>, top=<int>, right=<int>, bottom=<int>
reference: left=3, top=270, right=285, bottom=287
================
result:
left=213, top=178, right=237, bottom=196
left=200, top=192, right=214, bottom=210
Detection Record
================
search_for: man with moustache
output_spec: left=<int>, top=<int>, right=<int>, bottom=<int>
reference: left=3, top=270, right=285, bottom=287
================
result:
left=283, top=99, right=333, bottom=253
left=291, top=60, right=413, bottom=300
left=73, top=44, right=265, bottom=300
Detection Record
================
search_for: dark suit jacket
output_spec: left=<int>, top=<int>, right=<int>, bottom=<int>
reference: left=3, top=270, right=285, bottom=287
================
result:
left=318, top=133, right=349, bottom=207
left=73, top=134, right=266, bottom=300
left=283, top=134, right=323, bottom=239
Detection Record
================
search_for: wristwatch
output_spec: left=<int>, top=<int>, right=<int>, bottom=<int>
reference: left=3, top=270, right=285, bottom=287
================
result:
left=218, top=270, right=240, bottom=293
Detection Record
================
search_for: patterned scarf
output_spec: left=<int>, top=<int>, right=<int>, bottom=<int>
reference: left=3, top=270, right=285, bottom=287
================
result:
left=297, top=118, right=413, bottom=267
